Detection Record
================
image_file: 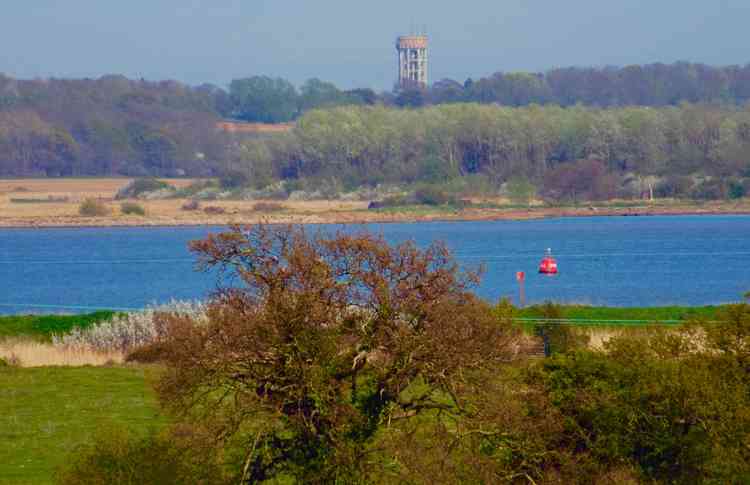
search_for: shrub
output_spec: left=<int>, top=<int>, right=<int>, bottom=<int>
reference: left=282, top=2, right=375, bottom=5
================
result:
left=203, top=206, right=226, bottom=215
left=53, top=301, right=207, bottom=354
left=252, top=202, right=284, bottom=212
left=414, top=185, right=455, bottom=205
left=56, top=428, right=231, bottom=485
left=181, top=199, right=200, bottom=211
left=0, top=354, right=21, bottom=367
left=120, top=202, right=146, bottom=216
left=78, top=198, right=110, bottom=217
left=116, top=177, right=170, bottom=199
left=368, top=195, right=409, bottom=209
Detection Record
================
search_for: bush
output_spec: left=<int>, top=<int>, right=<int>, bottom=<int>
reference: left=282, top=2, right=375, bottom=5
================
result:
left=116, top=178, right=170, bottom=199
left=203, top=206, right=226, bottom=215
left=414, top=185, right=455, bottom=206
left=78, top=199, right=110, bottom=217
left=0, top=354, right=21, bottom=367
left=181, top=199, right=200, bottom=211
left=120, top=202, right=146, bottom=216
left=368, top=195, right=409, bottom=209
left=252, top=202, right=284, bottom=212
left=53, top=301, right=207, bottom=354
left=56, top=428, right=231, bottom=485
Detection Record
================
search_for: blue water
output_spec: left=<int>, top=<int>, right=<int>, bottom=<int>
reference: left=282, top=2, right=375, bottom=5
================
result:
left=1, top=216, right=749, bottom=313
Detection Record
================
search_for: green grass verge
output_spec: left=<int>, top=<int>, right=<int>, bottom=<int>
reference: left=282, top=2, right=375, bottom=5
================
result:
left=0, top=366, right=165, bottom=485
left=0, top=312, right=115, bottom=342
left=517, top=304, right=723, bottom=325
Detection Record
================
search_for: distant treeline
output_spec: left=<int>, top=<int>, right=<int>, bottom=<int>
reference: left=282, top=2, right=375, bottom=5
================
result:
left=237, top=103, right=750, bottom=201
left=3, top=62, right=750, bottom=183
left=227, top=62, right=750, bottom=122
left=0, top=74, right=227, bottom=177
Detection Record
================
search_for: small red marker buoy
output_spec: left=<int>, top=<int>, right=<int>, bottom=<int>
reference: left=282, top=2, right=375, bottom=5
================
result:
left=539, top=248, right=558, bottom=275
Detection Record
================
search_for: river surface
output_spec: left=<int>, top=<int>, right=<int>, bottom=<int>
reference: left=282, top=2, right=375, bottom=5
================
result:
left=1, top=216, right=749, bottom=313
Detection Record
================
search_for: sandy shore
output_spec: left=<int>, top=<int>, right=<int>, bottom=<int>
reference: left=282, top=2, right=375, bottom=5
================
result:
left=1, top=178, right=749, bottom=228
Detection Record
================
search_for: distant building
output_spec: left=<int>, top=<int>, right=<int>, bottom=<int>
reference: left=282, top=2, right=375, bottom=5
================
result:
left=396, top=35, right=428, bottom=88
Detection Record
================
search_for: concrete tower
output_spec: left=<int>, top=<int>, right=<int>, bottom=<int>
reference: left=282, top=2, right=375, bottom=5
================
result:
left=396, top=35, right=428, bottom=88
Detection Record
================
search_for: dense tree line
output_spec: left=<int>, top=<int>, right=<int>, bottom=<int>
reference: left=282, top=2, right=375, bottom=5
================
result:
left=0, top=74, right=233, bottom=177
left=425, top=61, right=750, bottom=108
left=4, top=62, right=750, bottom=186
left=232, top=103, right=750, bottom=200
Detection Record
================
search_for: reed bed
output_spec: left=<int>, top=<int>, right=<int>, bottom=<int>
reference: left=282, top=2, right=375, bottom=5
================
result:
left=0, top=339, right=123, bottom=367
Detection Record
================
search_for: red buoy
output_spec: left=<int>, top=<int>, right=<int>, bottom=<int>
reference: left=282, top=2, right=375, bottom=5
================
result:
left=539, top=248, right=558, bottom=275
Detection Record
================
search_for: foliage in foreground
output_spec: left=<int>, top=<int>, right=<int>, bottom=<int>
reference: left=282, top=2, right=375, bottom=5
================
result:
left=152, top=224, right=520, bottom=483
left=53, top=225, right=750, bottom=484
left=56, top=427, right=230, bottom=485
left=528, top=303, right=750, bottom=483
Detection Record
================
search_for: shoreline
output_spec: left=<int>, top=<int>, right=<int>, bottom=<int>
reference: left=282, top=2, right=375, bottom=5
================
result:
left=2, top=203, right=750, bottom=229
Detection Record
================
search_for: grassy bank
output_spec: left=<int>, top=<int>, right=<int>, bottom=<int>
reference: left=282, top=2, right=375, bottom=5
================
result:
left=0, top=312, right=115, bottom=342
left=0, top=305, right=726, bottom=342
left=517, top=304, right=722, bottom=324
left=0, top=366, right=165, bottom=485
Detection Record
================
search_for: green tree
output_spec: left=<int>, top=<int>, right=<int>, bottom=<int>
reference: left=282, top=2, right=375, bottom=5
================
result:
left=298, top=78, right=346, bottom=112
left=229, top=76, right=298, bottom=123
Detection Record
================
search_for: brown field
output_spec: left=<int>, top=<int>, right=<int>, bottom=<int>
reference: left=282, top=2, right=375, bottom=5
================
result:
left=1, top=178, right=749, bottom=228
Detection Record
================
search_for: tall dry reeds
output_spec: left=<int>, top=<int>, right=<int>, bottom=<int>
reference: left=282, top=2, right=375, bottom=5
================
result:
left=0, top=339, right=123, bottom=367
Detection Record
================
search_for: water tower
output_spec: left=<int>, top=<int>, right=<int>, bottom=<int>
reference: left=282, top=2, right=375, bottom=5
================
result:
left=396, top=34, right=428, bottom=88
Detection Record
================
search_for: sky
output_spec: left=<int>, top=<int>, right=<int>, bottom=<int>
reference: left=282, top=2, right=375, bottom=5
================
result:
left=2, top=0, right=750, bottom=91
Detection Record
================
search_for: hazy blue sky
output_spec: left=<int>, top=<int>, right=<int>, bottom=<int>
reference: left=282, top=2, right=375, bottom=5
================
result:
left=2, top=0, right=749, bottom=90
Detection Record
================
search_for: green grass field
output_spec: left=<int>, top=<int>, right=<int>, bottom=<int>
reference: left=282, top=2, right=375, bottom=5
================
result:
left=0, top=312, right=115, bottom=342
left=0, top=366, right=165, bottom=485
